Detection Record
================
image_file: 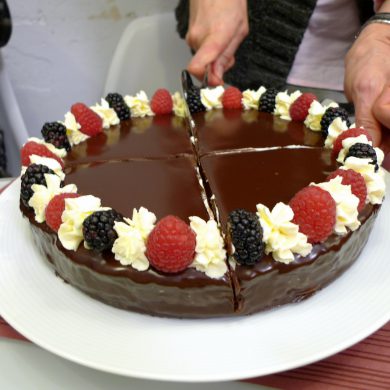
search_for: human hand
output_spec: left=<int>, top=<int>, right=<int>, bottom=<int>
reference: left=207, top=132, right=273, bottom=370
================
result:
left=344, top=23, right=390, bottom=146
left=185, top=0, right=248, bottom=86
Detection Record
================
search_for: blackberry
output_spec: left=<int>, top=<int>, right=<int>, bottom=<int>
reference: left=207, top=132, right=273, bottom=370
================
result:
left=228, top=209, right=265, bottom=266
left=20, top=164, right=56, bottom=206
left=320, top=107, right=351, bottom=137
left=41, top=122, right=71, bottom=152
left=82, top=209, right=123, bottom=252
left=259, top=88, right=278, bottom=113
left=186, top=87, right=205, bottom=114
left=105, top=92, right=130, bottom=121
left=345, top=142, right=378, bottom=171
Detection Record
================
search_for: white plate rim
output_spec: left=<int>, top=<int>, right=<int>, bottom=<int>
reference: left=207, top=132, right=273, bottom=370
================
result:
left=0, top=177, right=390, bottom=382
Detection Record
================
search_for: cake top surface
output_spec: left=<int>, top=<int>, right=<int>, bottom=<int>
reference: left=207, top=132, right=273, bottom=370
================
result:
left=64, top=115, right=193, bottom=166
left=64, top=157, right=210, bottom=222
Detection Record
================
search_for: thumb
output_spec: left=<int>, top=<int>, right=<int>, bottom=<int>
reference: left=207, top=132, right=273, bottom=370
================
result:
left=208, top=56, right=235, bottom=86
left=354, top=98, right=382, bottom=147
left=187, top=34, right=230, bottom=81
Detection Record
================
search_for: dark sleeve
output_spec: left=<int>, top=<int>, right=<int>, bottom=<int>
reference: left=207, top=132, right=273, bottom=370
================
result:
left=175, top=0, right=189, bottom=39
left=175, top=0, right=317, bottom=90
left=355, top=0, right=374, bottom=24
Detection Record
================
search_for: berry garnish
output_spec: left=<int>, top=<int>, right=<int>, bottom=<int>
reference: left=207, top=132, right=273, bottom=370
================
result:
left=20, top=164, right=56, bottom=206
left=82, top=209, right=123, bottom=252
left=41, top=122, right=71, bottom=151
left=332, top=127, right=373, bottom=157
left=327, top=169, right=367, bottom=212
left=21, top=141, right=64, bottom=168
left=345, top=142, right=378, bottom=171
left=45, top=193, right=80, bottom=232
left=320, top=107, right=351, bottom=137
left=186, top=87, right=206, bottom=114
left=228, top=209, right=265, bottom=265
left=151, top=88, right=173, bottom=115
left=259, top=88, right=278, bottom=113
left=222, top=87, right=242, bottom=110
left=71, top=103, right=103, bottom=137
left=289, top=186, right=336, bottom=243
left=146, top=215, right=196, bottom=273
left=289, top=93, right=317, bottom=122
left=105, top=92, right=131, bottom=121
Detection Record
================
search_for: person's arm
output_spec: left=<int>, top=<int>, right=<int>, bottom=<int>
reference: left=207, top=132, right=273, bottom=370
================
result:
left=185, top=0, right=248, bottom=86
left=344, top=1, right=390, bottom=146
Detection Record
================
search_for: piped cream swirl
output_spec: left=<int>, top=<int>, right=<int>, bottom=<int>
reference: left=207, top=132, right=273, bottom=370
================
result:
left=256, top=202, right=312, bottom=264
left=189, top=216, right=227, bottom=278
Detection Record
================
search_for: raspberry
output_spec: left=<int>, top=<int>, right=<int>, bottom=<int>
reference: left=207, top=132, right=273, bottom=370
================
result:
left=289, top=93, right=317, bottom=122
left=146, top=215, right=196, bottom=273
left=320, top=107, right=351, bottom=137
left=83, top=209, right=123, bottom=252
left=332, top=128, right=373, bottom=157
left=327, top=169, right=367, bottom=212
left=228, top=209, right=265, bottom=265
left=259, top=88, right=278, bottom=113
left=41, top=122, right=71, bottom=151
left=290, top=186, right=336, bottom=243
left=45, top=193, right=80, bottom=232
left=346, top=142, right=378, bottom=171
left=21, top=141, right=64, bottom=168
left=105, top=92, right=131, bottom=121
left=20, top=164, right=56, bottom=206
left=71, top=103, right=103, bottom=137
left=186, top=87, right=205, bottom=114
left=150, top=88, right=173, bottom=115
left=222, top=87, right=242, bottom=110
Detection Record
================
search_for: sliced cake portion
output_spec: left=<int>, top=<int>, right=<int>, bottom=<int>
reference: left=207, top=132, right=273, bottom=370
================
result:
left=64, top=157, right=210, bottom=220
left=23, top=156, right=234, bottom=318
left=64, top=114, right=193, bottom=166
left=199, top=147, right=379, bottom=315
left=191, top=110, right=324, bottom=156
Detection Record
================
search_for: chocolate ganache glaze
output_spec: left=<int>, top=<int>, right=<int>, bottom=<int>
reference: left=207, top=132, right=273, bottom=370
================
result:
left=200, top=147, right=337, bottom=226
left=64, top=157, right=210, bottom=221
left=64, top=115, right=193, bottom=167
left=191, top=110, right=324, bottom=156
left=21, top=104, right=381, bottom=318
left=22, top=203, right=235, bottom=318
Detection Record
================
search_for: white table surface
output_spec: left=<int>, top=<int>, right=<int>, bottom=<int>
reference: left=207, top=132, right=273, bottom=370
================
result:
left=0, top=177, right=272, bottom=389
left=0, top=339, right=273, bottom=390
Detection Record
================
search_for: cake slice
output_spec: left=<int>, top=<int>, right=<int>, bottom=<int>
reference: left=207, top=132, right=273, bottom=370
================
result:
left=23, top=156, right=234, bottom=318
left=64, top=157, right=210, bottom=220
left=199, top=147, right=379, bottom=315
left=64, top=114, right=193, bottom=167
left=191, top=110, right=323, bottom=156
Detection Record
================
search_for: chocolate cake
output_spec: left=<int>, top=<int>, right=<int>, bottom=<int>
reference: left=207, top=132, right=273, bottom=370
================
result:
left=19, top=81, right=386, bottom=318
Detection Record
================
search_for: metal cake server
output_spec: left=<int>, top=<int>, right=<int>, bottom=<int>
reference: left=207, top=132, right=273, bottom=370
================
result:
left=201, top=64, right=210, bottom=89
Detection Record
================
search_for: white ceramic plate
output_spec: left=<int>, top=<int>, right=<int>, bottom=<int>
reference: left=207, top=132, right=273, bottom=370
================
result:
left=1, top=178, right=390, bottom=382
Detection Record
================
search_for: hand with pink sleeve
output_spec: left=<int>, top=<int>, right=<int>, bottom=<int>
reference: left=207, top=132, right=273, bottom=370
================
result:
left=185, top=0, right=249, bottom=86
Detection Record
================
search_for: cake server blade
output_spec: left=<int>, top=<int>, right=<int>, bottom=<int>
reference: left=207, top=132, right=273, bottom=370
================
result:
left=201, top=64, right=210, bottom=88
left=181, top=70, right=194, bottom=101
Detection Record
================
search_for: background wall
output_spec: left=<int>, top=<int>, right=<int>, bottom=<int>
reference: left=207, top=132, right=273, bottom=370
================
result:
left=2, top=0, right=179, bottom=174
